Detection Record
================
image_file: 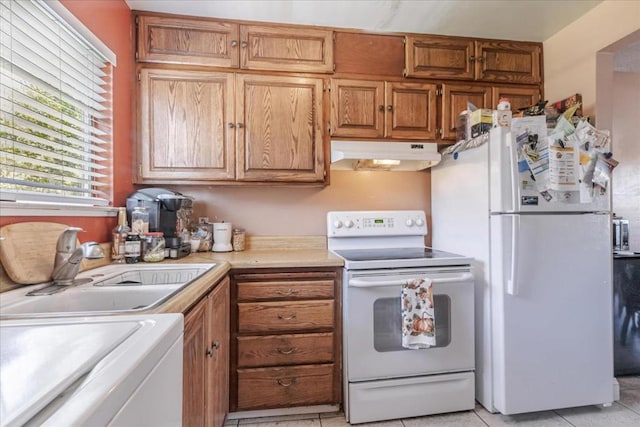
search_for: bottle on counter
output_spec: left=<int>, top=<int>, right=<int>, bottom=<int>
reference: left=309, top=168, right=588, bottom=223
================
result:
left=131, top=204, right=149, bottom=235
left=124, top=233, right=141, bottom=264
left=111, top=207, right=130, bottom=263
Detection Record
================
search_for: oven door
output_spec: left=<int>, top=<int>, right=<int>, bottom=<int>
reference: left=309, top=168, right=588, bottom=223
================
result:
left=344, top=266, right=474, bottom=382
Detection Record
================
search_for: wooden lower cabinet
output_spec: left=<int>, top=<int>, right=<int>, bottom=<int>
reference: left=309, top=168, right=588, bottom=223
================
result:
left=230, top=268, right=342, bottom=412
left=237, top=364, right=335, bottom=410
left=183, top=277, right=230, bottom=427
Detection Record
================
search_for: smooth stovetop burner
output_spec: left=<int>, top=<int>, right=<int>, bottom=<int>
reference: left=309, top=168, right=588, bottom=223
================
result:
left=333, top=247, right=461, bottom=262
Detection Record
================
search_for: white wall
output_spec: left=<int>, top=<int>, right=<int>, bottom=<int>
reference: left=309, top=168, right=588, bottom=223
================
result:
left=172, top=170, right=431, bottom=236
left=612, top=71, right=640, bottom=251
left=544, top=0, right=640, bottom=118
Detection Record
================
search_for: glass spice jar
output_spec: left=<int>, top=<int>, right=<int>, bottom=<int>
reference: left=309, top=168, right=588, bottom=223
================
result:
left=143, top=232, right=165, bottom=262
left=232, top=228, right=245, bottom=251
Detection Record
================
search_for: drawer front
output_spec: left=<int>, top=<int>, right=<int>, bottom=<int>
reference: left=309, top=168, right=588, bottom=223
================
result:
left=237, top=364, right=334, bottom=410
left=237, top=280, right=334, bottom=301
left=237, top=333, right=334, bottom=367
left=238, top=301, right=334, bottom=333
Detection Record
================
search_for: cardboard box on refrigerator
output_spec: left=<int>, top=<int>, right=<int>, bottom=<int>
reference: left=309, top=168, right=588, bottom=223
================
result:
left=470, top=109, right=493, bottom=138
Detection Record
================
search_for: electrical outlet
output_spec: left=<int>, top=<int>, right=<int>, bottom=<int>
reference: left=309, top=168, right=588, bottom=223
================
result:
left=198, top=217, right=209, bottom=224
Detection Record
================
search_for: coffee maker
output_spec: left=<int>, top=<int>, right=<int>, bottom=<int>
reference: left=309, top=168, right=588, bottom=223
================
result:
left=126, top=188, right=192, bottom=239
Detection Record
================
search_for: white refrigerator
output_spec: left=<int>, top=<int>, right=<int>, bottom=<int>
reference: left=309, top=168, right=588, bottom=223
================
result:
left=431, top=126, right=614, bottom=415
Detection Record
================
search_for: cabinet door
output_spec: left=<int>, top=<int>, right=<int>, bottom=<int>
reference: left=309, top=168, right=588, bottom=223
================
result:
left=441, top=84, right=491, bottom=140
left=386, top=82, right=438, bottom=139
left=236, top=74, right=325, bottom=182
left=491, top=85, right=541, bottom=113
left=475, top=41, right=541, bottom=84
left=330, top=79, right=385, bottom=138
left=138, top=69, right=235, bottom=181
left=240, top=24, right=333, bottom=73
left=137, top=15, right=239, bottom=68
left=208, top=278, right=230, bottom=427
left=183, top=296, right=209, bottom=427
left=404, top=35, right=474, bottom=80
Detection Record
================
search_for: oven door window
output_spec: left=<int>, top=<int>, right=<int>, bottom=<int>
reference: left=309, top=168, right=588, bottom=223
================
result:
left=373, top=295, right=451, bottom=352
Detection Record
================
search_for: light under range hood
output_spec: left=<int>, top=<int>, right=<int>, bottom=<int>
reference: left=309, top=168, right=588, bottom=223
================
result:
left=330, top=140, right=442, bottom=171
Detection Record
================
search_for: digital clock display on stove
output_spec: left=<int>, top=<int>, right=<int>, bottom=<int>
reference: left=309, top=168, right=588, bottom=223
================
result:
left=374, top=219, right=384, bottom=224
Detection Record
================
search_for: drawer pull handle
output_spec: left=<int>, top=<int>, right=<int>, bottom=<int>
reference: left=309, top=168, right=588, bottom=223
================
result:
left=277, top=313, right=297, bottom=320
left=277, top=378, right=296, bottom=387
left=276, top=347, right=297, bottom=355
left=275, top=289, right=299, bottom=296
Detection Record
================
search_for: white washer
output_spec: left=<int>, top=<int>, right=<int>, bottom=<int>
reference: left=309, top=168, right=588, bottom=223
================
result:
left=0, top=313, right=183, bottom=427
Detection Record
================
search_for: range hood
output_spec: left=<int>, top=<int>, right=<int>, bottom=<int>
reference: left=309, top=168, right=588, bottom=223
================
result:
left=330, top=140, right=441, bottom=171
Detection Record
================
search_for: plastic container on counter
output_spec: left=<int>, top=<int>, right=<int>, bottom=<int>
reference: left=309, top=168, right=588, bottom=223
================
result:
left=143, top=232, right=165, bottom=262
left=232, top=228, right=246, bottom=252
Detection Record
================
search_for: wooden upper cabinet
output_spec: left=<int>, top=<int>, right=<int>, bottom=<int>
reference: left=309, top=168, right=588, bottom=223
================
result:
left=476, top=41, right=541, bottom=84
left=491, top=85, right=541, bottom=112
left=235, top=74, right=325, bottom=182
left=404, top=35, right=474, bottom=80
left=386, top=82, right=438, bottom=139
left=136, top=15, right=334, bottom=74
left=138, top=68, right=235, bottom=181
left=330, top=79, right=385, bottom=138
left=405, top=36, right=541, bottom=85
left=137, top=15, right=239, bottom=67
left=441, top=83, right=491, bottom=140
left=330, top=79, right=436, bottom=140
left=239, top=24, right=334, bottom=73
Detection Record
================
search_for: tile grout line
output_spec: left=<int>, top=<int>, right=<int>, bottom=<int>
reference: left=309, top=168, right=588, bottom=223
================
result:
left=470, top=409, right=491, bottom=426
left=552, top=410, right=578, bottom=427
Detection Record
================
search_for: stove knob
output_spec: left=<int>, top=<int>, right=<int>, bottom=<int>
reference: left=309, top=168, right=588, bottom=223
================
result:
left=415, top=218, right=424, bottom=227
left=344, top=220, right=354, bottom=228
left=333, top=220, right=343, bottom=229
left=405, top=218, right=414, bottom=227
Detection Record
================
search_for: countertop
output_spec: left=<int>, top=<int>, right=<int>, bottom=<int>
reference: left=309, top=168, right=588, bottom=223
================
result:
left=1, top=236, right=344, bottom=315
left=148, top=247, right=342, bottom=314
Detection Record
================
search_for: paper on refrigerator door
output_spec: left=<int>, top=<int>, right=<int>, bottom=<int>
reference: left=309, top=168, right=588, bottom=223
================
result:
left=549, top=141, right=579, bottom=192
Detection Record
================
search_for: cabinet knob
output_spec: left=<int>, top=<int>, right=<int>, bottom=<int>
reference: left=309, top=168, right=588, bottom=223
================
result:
left=228, top=122, right=235, bottom=128
left=378, top=105, right=385, bottom=112
left=230, top=40, right=238, bottom=48
left=275, top=347, right=297, bottom=355
left=240, top=41, right=248, bottom=48
left=276, top=378, right=297, bottom=387
left=212, top=341, right=220, bottom=350
left=469, top=55, right=476, bottom=61
left=205, top=347, right=214, bottom=358
left=477, top=56, right=485, bottom=62
left=236, top=122, right=244, bottom=129
left=387, top=105, right=393, bottom=112
left=277, top=313, right=297, bottom=320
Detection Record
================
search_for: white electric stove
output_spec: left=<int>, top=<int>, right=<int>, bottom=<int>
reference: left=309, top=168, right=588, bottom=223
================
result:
left=327, top=210, right=475, bottom=424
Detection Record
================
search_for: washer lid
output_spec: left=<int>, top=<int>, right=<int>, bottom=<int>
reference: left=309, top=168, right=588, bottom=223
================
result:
left=0, top=322, right=140, bottom=427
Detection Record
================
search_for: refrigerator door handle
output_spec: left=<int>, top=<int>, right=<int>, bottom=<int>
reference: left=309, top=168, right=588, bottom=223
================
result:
left=506, top=133, right=519, bottom=212
left=506, top=215, right=520, bottom=296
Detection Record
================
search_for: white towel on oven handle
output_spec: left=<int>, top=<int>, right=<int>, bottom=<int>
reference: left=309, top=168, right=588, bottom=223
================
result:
left=401, top=277, right=436, bottom=349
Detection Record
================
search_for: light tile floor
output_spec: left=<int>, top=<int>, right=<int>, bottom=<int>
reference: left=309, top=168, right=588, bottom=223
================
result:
left=225, top=376, right=640, bottom=427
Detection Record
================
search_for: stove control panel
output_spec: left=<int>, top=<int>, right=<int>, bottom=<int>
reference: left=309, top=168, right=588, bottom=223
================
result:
left=327, top=210, right=427, bottom=237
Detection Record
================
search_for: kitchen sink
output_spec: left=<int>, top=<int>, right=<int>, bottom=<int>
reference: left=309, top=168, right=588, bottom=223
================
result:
left=0, top=263, right=216, bottom=317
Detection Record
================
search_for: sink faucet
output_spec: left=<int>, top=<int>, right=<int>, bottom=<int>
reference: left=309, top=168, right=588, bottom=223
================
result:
left=51, top=227, right=104, bottom=286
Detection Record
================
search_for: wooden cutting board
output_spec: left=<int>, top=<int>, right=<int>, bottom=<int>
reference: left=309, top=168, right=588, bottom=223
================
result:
left=0, top=222, right=77, bottom=285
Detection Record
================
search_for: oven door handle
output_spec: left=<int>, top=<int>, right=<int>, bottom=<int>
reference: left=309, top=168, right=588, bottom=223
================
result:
left=349, top=272, right=473, bottom=288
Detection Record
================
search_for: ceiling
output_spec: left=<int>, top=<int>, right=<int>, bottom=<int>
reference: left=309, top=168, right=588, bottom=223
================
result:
left=125, top=0, right=603, bottom=42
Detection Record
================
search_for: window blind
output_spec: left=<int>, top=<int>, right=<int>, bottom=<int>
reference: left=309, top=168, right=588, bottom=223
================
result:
left=0, top=0, right=113, bottom=206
